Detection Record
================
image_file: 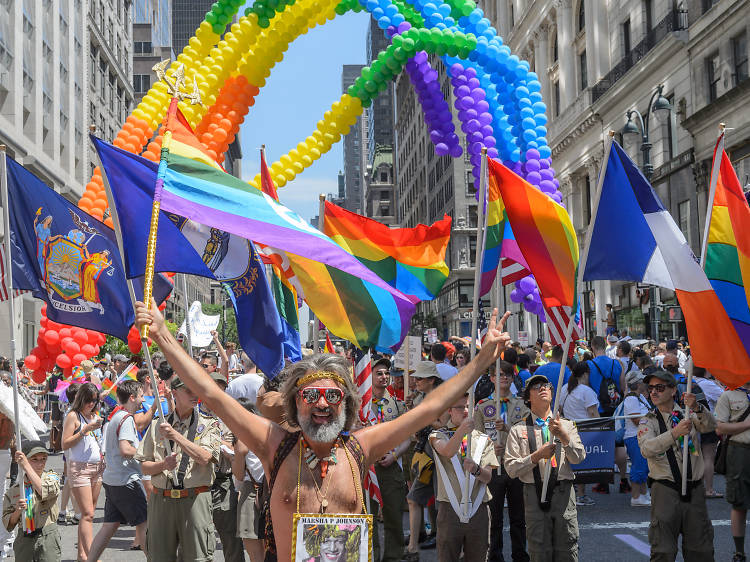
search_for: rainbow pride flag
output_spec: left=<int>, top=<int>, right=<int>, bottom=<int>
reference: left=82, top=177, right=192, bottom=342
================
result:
left=479, top=165, right=531, bottom=296
left=705, top=136, right=750, bottom=363
left=322, top=201, right=451, bottom=301
left=486, top=157, right=579, bottom=309
left=101, top=364, right=138, bottom=407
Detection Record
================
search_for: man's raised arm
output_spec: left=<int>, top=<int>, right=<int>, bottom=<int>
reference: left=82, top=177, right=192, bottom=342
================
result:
left=358, top=309, right=511, bottom=462
left=134, top=300, right=282, bottom=466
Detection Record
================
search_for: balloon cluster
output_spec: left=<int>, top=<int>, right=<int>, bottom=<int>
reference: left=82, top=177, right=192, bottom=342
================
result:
left=23, top=305, right=105, bottom=383
left=510, top=275, right=545, bottom=321
left=404, top=50, right=462, bottom=158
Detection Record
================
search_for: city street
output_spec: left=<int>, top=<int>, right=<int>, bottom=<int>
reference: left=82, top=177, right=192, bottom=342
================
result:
left=3, top=450, right=736, bottom=561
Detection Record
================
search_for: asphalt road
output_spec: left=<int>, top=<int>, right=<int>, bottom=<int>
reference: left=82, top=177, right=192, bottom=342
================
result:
left=4, top=452, right=737, bottom=561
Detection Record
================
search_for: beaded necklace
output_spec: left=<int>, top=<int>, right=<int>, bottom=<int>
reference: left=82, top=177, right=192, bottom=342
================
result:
left=301, top=435, right=341, bottom=479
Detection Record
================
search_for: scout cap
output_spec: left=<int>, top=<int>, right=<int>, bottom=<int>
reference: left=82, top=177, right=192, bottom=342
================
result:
left=522, top=374, right=551, bottom=402
left=22, top=440, right=48, bottom=458
left=209, top=371, right=227, bottom=385
left=411, top=361, right=439, bottom=379
left=170, top=376, right=186, bottom=390
left=643, top=369, right=677, bottom=387
left=113, top=354, right=128, bottom=363
left=371, top=356, right=391, bottom=371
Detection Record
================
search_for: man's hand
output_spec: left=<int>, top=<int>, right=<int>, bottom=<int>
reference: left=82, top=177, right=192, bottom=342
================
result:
left=158, top=422, right=177, bottom=441
left=378, top=452, right=396, bottom=467
left=493, top=419, right=508, bottom=433
left=211, top=330, right=219, bottom=341
left=458, top=417, right=474, bottom=436
left=14, top=451, right=28, bottom=470
left=683, top=392, right=697, bottom=410
left=531, top=441, right=556, bottom=462
left=671, top=418, right=692, bottom=438
left=134, top=299, right=167, bottom=339
left=162, top=452, right=178, bottom=471
left=15, top=497, right=27, bottom=512
left=462, top=458, right=478, bottom=473
left=548, top=412, right=569, bottom=444
left=477, top=309, right=511, bottom=367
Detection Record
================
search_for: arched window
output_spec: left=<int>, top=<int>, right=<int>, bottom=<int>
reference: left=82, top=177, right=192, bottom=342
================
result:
left=551, top=30, right=558, bottom=62
left=577, top=1, right=585, bottom=33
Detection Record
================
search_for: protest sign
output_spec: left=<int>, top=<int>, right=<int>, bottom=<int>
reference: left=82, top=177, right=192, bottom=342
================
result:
left=177, top=301, right=220, bottom=348
left=393, top=336, right=421, bottom=370
left=572, top=418, right=615, bottom=485
left=292, top=513, right=372, bottom=562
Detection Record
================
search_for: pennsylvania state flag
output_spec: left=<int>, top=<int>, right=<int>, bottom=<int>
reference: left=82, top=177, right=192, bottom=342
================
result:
left=92, top=136, right=286, bottom=378
left=4, top=155, right=172, bottom=339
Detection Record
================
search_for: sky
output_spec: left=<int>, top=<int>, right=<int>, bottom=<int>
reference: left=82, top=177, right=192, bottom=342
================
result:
left=237, top=8, right=371, bottom=344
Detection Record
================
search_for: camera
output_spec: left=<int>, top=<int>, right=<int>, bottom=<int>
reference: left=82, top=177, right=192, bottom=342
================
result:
left=156, top=360, right=174, bottom=381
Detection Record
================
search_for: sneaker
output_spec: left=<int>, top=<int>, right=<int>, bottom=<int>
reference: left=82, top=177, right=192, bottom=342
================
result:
left=592, top=483, right=610, bottom=494
left=56, top=513, right=67, bottom=525
left=620, top=480, right=632, bottom=493
left=732, top=553, right=746, bottom=562
left=576, top=495, right=595, bottom=506
left=631, top=495, right=651, bottom=507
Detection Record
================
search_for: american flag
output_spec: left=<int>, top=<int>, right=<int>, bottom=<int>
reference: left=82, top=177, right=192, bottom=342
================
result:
left=501, top=257, right=530, bottom=285
left=0, top=246, right=26, bottom=302
left=364, top=464, right=382, bottom=506
left=544, top=304, right=583, bottom=357
left=353, top=348, right=372, bottom=423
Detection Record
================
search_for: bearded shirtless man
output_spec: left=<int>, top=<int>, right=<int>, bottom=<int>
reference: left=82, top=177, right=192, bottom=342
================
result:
left=135, top=300, right=510, bottom=561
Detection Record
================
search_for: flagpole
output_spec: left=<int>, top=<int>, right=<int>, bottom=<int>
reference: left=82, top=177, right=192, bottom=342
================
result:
left=495, top=273, right=503, bottom=413
left=92, top=129, right=178, bottom=482
left=1, top=146, right=26, bottom=532
left=699, top=123, right=725, bottom=269
left=313, top=193, right=326, bottom=354
left=179, top=274, right=193, bottom=357
left=465, top=146, right=488, bottom=523
left=540, top=131, right=616, bottom=503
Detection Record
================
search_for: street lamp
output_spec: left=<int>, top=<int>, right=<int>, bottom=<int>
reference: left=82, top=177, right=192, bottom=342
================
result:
left=621, top=84, right=673, bottom=340
left=621, top=84, right=672, bottom=180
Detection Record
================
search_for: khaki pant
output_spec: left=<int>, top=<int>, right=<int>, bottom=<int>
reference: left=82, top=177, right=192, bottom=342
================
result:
left=435, top=500, right=489, bottom=562
left=648, top=481, right=714, bottom=562
left=13, top=524, right=60, bottom=562
left=372, top=461, right=407, bottom=562
left=212, top=475, right=244, bottom=562
left=146, top=490, right=215, bottom=562
left=523, top=481, right=578, bottom=562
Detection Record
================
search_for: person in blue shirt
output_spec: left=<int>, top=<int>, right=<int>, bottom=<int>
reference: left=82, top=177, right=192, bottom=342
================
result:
left=586, top=336, right=624, bottom=415
left=517, top=353, right=532, bottom=388
left=532, top=345, right=571, bottom=405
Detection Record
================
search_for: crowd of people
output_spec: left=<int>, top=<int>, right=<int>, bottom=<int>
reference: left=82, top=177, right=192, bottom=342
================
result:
left=0, top=305, right=747, bottom=562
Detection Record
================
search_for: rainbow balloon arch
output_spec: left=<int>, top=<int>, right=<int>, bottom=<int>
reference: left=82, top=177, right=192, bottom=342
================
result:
left=86, top=0, right=559, bottom=330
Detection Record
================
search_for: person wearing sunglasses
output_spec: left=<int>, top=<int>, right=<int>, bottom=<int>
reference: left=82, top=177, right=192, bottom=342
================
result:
left=637, top=369, right=716, bottom=561
left=134, top=299, right=512, bottom=562
left=504, top=374, right=586, bottom=562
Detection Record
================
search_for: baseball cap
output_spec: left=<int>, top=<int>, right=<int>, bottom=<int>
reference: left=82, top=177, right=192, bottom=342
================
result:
left=209, top=371, right=228, bottom=386
left=625, top=370, right=644, bottom=386
left=80, top=360, right=94, bottom=373
left=411, top=361, right=440, bottom=379
left=522, top=374, right=551, bottom=402
left=371, top=356, right=391, bottom=371
left=607, top=335, right=618, bottom=343
left=643, top=369, right=677, bottom=387
left=390, top=368, right=404, bottom=377
left=113, top=354, right=128, bottom=363
left=22, top=440, right=48, bottom=458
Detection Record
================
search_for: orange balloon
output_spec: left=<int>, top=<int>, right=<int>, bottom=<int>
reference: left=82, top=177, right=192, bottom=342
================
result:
left=113, top=137, right=126, bottom=148
left=123, top=144, right=137, bottom=153
left=89, top=208, right=104, bottom=220
left=92, top=198, right=107, bottom=211
left=79, top=196, right=94, bottom=209
left=78, top=204, right=92, bottom=214
left=213, top=128, right=227, bottom=142
left=104, top=217, right=114, bottom=228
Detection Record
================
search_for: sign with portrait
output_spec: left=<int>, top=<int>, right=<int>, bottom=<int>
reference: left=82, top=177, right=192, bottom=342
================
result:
left=291, top=513, right=373, bottom=562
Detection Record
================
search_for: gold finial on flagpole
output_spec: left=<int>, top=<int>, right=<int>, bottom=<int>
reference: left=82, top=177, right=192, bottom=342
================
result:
left=152, top=60, right=202, bottom=106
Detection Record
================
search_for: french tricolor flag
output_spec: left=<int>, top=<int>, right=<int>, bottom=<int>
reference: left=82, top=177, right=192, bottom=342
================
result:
left=583, top=141, right=749, bottom=387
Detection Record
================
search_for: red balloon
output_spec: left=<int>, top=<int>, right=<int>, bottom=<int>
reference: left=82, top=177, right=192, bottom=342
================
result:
left=72, top=353, right=87, bottom=366
left=24, top=355, right=40, bottom=371
left=56, top=353, right=72, bottom=369
left=81, top=344, right=96, bottom=356
left=59, top=328, right=72, bottom=340
left=35, top=346, right=48, bottom=360
left=41, top=303, right=47, bottom=315
left=73, top=330, right=88, bottom=346
left=44, top=330, right=60, bottom=346
left=128, top=339, right=141, bottom=354
left=40, top=317, right=47, bottom=328
left=47, top=341, right=61, bottom=354
left=86, top=330, right=99, bottom=344
left=64, top=341, right=80, bottom=356
left=31, top=369, right=46, bottom=384
left=63, top=367, right=72, bottom=378
left=98, top=333, right=107, bottom=346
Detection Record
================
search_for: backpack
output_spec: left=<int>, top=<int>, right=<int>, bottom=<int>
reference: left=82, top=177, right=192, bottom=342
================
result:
left=591, top=359, right=622, bottom=417
left=614, top=393, right=649, bottom=443
left=675, top=375, right=709, bottom=411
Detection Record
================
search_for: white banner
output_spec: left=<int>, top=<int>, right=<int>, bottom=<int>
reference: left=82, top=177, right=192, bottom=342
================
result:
left=393, top=335, right=421, bottom=370
left=178, top=301, right=220, bottom=348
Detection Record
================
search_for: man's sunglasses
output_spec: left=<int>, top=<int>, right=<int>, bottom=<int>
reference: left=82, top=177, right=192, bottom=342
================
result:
left=298, top=387, right=345, bottom=406
left=530, top=382, right=552, bottom=391
left=648, top=383, right=672, bottom=393
left=200, top=363, right=211, bottom=369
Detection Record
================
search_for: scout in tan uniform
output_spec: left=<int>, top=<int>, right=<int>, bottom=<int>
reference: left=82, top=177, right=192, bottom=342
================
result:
left=136, top=375, right=221, bottom=562
left=504, top=374, right=586, bottom=562
left=430, top=392, right=498, bottom=562
left=368, top=356, right=410, bottom=562
left=715, top=380, right=750, bottom=562
left=2, top=441, right=61, bottom=562
left=474, top=360, right=529, bottom=562
left=637, top=369, right=715, bottom=562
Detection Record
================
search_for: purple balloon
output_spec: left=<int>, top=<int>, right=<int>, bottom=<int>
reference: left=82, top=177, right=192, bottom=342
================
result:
left=484, top=136, right=496, bottom=148
left=465, top=67, right=476, bottom=78
left=478, top=113, right=493, bottom=126
left=470, top=89, right=485, bottom=103
left=524, top=159, right=541, bottom=173
left=450, top=143, right=463, bottom=157
left=476, top=100, right=490, bottom=113
left=414, top=51, right=428, bottom=64
left=424, top=69, right=438, bottom=83
left=510, top=289, right=523, bottom=303
left=466, top=109, right=478, bottom=120
left=470, top=141, right=484, bottom=154
left=551, top=192, right=563, bottom=204
left=461, top=96, right=475, bottom=109
left=456, top=85, right=471, bottom=97
left=480, top=124, right=494, bottom=137
left=434, top=143, right=449, bottom=156
left=397, top=21, right=411, bottom=33
left=526, top=171, right=542, bottom=185
left=430, top=130, right=443, bottom=143
left=466, top=119, right=480, bottom=133
left=470, top=154, right=481, bottom=167
left=487, top=147, right=499, bottom=158
left=450, top=63, right=464, bottom=75
left=539, top=180, right=556, bottom=193
left=526, top=148, right=541, bottom=161
left=540, top=168, right=554, bottom=181
left=467, top=78, right=480, bottom=89
left=518, top=276, right=535, bottom=294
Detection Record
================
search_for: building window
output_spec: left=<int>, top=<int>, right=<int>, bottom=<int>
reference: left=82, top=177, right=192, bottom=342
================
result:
left=577, top=1, right=585, bottom=33
left=552, top=31, right=558, bottom=63
left=644, top=0, right=653, bottom=32
left=622, top=19, right=631, bottom=57
left=678, top=200, right=691, bottom=245
left=579, top=50, right=587, bottom=90
left=134, top=41, right=152, bottom=55
left=702, top=0, right=719, bottom=14
left=553, top=80, right=560, bottom=116
left=706, top=53, right=720, bottom=102
left=133, top=74, right=150, bottom=93
left=734, top=33, right=748, bottom=85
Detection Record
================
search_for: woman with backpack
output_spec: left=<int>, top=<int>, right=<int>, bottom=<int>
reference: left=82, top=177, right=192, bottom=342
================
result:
left=621, top=371, right=651, bottom=506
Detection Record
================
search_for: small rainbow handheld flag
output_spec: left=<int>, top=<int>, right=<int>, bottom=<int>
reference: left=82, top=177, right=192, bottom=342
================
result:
left=102, top=364, right=138, bottom=407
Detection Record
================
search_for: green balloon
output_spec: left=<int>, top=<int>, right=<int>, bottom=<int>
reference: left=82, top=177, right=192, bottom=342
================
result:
left=205, top=12, right=218, bottom=23
left=385, top=55, right=400, bottom=71
left=212, top=22, right=225, bottom=34
left=364, top=80, right=378, bottom=93
left=361, top=67, right=373, bottom=80
left=258, top=16, right=270, bottom=27
left=212, top=3, right=222, bottom=14
left=402, top=37, right=415, bottom=52
left=347, top=84, right=358, bottom=97
left=392, top=47, right=407, bottom=61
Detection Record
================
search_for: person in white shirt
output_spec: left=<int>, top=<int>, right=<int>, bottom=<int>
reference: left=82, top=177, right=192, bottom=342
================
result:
left=621, top=371, right=651, bottom=507
left=605, top=335, right=619, bottom=359
left=559, top=362, right=599, bottom=507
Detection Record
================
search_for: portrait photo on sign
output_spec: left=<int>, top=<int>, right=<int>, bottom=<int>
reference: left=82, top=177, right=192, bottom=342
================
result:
left=291, top=514, right=372, bottom=562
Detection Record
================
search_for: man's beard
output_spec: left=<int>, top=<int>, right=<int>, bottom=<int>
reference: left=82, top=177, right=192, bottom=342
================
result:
left=298, top=406, right=347, bottom=443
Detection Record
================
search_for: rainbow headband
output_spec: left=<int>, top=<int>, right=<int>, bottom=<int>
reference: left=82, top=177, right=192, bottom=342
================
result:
left=296, top=371, right=348, bottom=388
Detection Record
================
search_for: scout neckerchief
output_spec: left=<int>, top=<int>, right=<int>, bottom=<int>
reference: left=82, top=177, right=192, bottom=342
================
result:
left=169, top=406, right=200, bottom=489
left=654, top=406, right=693, bottom=502
left=23, top=481, right=35, bottom=533
left=432, top=427, right=488, bottom=522
left=525, top=413, right=561, bottom=511
left=535, top=416, right=557, bottom=468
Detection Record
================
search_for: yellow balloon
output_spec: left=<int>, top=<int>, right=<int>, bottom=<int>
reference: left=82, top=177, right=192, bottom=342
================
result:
left=275, top=175, right=287, bottom=187
left=301, top=155, right=313, bottom=166
left=292, top=162, right=304, bottom=173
